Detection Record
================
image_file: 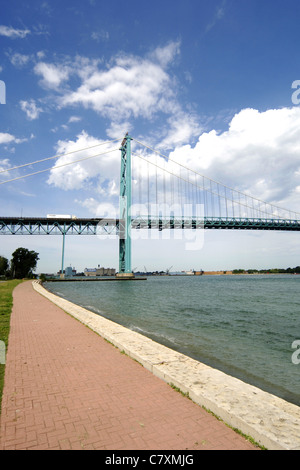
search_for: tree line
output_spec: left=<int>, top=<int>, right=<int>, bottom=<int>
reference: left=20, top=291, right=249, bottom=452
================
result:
left=0, top=248, right=39, bottom=279
left=232, top=266, right=300, bottom=274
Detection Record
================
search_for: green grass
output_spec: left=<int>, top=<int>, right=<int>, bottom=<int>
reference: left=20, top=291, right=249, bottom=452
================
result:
left=0, top=280, right=23, bottom=411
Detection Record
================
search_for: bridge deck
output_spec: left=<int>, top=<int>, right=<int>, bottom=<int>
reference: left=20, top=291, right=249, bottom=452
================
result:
left=1, top=215, right=300, bottom=234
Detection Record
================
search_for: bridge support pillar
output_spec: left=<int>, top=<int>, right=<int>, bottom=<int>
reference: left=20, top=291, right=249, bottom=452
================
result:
left=115, top=272, right=135, bottom=279
left=117, top=133, right=134, bottom=279
left=60, top=231, right=66, bottom=279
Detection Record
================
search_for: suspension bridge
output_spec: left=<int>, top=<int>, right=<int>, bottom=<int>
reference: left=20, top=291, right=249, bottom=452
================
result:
left=1, top=133, right=300, bottom=278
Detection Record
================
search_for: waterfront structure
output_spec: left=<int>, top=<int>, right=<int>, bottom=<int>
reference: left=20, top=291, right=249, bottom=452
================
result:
left=65, top=266, right=76, bottom=277
left=84, top=267, right=116, bottom=277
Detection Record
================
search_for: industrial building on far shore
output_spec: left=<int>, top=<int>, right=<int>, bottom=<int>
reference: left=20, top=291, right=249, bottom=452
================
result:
left=84, top=266, right=116, bottom=277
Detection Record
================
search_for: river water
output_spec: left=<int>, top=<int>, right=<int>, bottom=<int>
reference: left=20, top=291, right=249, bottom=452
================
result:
left=45, top=274, right=300, bottom=406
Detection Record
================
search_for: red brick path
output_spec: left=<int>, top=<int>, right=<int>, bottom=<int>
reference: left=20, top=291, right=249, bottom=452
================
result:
left=0, top=281, right=257, bottom=450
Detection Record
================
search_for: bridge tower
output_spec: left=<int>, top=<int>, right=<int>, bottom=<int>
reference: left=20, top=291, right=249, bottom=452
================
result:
left=116, top=133, right=135, bottom=279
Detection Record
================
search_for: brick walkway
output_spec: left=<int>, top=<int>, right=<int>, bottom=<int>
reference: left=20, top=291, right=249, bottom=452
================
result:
left=0, top=281, right=257, bottom=450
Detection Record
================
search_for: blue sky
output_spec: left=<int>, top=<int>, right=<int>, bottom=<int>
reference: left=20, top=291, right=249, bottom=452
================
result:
left=1, top=0, right=300, bottom=273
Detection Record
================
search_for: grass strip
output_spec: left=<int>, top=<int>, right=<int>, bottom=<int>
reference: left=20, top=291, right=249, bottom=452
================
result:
left=0, top=280, right=23, bottom=411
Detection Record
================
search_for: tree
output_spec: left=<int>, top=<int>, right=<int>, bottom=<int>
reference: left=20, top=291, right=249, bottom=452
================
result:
left=11, top=248, right=39, bottom=279
left=0, top=256, right=9, bottom=276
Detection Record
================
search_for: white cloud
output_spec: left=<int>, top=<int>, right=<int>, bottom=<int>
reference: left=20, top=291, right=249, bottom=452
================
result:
left=0, top=132, right=26, bottom=144
left=157, top=111, right=202, bottom=150
left=72, top=56, right=103, bottom=81
left=91, top=30, right=109, bottom=42
left=0, top=25, right=30, bottom=39
left=76, top=197, right=118, bottom=218
left=36, top=51, right=46, bottom=60
left=9, top=53, right=31, bottom=67
left=150, top=40, right=181, bottom=67
left=0, top=159, right=13, bottom=182
left=60, top=55, right=174, bottom=120
left=0, top=133, right=15, bottom=145
left=31, top=43, right=200, bottom=144
left=47, top=131, right=120, bottom=191
left=205, top=0, right=227, bottom=33
left=20, top=99, right=43, bottom=120
left=68, top=116, right=81, bottom=123
left=169, top=107, right=300, bottom=213
left=34, top=62, right=71, bottom=89
left=106, top=121, right=132, bottom=139
left=0, top=158, right=11, bottom=170
left=33, top=43, right=184, bottom=127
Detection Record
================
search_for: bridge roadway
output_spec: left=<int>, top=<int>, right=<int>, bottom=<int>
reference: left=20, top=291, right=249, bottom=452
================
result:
left=0, top=215, right=300, bottom=235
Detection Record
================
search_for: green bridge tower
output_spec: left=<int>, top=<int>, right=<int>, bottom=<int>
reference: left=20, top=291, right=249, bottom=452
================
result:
left=116, top=133, right=135, bottom=279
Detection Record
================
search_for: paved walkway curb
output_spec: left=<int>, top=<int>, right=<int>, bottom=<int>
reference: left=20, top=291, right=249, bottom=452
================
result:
left=32, top=281, right=300, bottom=450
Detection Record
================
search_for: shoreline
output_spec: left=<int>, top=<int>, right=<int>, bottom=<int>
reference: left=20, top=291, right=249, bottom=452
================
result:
left=46, top=277, right=147, bottom=282
left=33, top=280, right=300, bottom=450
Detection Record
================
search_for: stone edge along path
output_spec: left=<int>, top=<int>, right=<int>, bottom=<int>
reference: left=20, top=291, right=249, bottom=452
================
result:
left=33, top=280, right=300, bottom=450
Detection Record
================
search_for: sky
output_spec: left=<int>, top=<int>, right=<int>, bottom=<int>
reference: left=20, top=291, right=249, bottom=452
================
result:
left=1, top=0, right=300, bottom=273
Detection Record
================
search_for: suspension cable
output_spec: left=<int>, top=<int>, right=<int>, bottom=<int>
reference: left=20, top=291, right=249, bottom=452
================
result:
left=0, top=148, right=119, bottom=185
left=132, top=138, right=300, bottom=219
left=132, top=152, right=268, bottom=218
left=0, top=137, right=122, bottom=174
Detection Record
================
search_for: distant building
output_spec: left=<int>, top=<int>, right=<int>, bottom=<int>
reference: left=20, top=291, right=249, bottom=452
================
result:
left=84, top=268, right=97, bottom=277
left=84, top=266, right=116, bottom=277
left=65, top=266, right=76, bottom=277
